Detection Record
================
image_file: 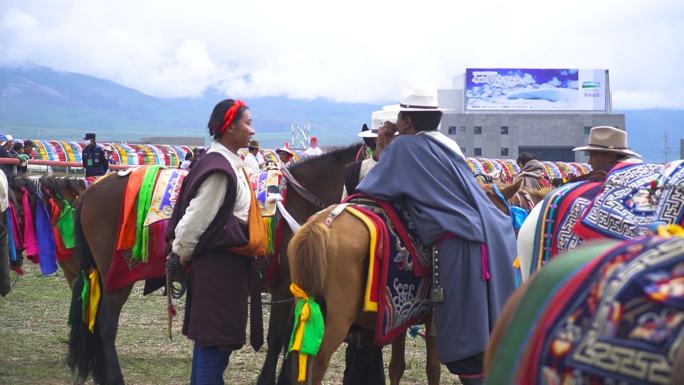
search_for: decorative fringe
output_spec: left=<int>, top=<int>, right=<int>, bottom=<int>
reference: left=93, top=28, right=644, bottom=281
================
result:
left=263, top=216, right=277, bottom=256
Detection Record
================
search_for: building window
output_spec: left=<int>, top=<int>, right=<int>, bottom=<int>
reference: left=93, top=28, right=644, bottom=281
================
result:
left=448, top=126, right=457, bottom=135
left=474, top=126, right=482, bottom=135
left=584, top=126, right=591, bottom=135
left=474, top=148, right=482, bottom=156
left=500, top=126, right=509, bottom=135
left=501, top=147, right=509, bottom=157
left=460, top=126, right=466, bottom=132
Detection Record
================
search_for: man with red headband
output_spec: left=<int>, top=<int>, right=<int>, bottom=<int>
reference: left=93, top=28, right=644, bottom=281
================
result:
left=166, top=98, right=265, bottom=385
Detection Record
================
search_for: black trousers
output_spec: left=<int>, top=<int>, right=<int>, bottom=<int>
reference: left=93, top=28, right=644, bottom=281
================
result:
left=343, top=327, right=385, bottom=385
left=0, top=213, right=11, bottom=297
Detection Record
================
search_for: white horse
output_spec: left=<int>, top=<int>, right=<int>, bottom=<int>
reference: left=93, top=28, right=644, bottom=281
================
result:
left=516, top=203, right=543, bottom=282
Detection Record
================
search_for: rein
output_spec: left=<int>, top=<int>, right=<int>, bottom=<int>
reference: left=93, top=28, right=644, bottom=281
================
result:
left=280, top=167, right=326, bottom=209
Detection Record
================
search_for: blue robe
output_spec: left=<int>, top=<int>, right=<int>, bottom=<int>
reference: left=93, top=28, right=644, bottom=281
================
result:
left=357, top=131, right=517, bottom=364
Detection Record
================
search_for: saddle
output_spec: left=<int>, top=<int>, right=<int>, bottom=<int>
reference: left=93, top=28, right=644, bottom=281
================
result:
left=337, top=195, right=432, bottom=345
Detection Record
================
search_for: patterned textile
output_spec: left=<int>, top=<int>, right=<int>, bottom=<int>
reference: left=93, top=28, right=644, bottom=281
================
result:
left=346, top=195, right=432, bottom=345
left=578, top=161, right=684, bottom=241
left=255, top=169, right=284, bottom=217
left=519, top=237, right=684, bottom=385
left=529, top=181, right=603, bottom=276
left=106, top=167, right=169, bottom=292
left=143, top=168, right=187, bottom=226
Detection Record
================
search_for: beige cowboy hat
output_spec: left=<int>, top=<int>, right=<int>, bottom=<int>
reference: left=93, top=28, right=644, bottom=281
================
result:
left=359, top=108, right=399, bottom=138
left=573, top=126, right=641, bottom=158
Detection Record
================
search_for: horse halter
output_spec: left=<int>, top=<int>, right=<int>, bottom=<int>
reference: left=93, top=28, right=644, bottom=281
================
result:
left=280, top=167, right=326, bottom=209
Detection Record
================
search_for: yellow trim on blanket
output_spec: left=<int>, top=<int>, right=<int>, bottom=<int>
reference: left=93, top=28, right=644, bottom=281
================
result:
left=345, top=207, right=379, bottom=312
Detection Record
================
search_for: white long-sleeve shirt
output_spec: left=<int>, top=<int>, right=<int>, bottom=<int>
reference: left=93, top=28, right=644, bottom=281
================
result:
left=0, top=169, right=8, bottom=212
left=172, top=142, right=251, bottom=258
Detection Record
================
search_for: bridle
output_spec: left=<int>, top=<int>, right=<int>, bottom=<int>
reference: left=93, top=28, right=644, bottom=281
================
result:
left=280, top=166, right=326, bottom=209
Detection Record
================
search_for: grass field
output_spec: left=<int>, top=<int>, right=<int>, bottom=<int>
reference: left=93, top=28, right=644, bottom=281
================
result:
left=0, top=263, right=459, bottom=384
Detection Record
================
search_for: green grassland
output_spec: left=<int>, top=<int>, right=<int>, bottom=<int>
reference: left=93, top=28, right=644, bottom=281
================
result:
left=0, top=263, right=456, bottom=384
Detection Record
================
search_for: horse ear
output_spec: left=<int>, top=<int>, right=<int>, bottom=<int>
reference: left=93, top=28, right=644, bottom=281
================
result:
left=501, top=178, right=523, bottom=200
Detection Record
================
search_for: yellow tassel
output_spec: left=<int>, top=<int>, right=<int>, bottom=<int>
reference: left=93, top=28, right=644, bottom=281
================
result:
left=512, top=256, right=521, bottom=269
left=657, top=224, right=684, bottom=238
left=290, top=283, right=311, bottom=382
left=87, top=269, right=101, bottom=333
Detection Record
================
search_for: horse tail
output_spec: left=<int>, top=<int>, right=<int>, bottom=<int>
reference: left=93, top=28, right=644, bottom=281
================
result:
left=67, top=201, right=106, bottom=383
left=288, top=218, right=330, bottom=297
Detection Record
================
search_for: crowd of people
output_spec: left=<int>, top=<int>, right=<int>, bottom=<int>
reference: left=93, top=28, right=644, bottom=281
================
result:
left=0, top=90, right=643, bottom=384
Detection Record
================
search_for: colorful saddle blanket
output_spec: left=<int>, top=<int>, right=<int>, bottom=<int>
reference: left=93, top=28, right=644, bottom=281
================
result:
left=530, top=181, right=603, bottom=276
left=255, top=169, right=285, bottom=217
left=577, top=160, right=684, bottom=240
left=488, top=236, right=684, bottom=385
left=143, top=168, right=187, bottom=226
left=345, top=195, right=432, bottom=345
left=107, top=166, right=178, bottom=292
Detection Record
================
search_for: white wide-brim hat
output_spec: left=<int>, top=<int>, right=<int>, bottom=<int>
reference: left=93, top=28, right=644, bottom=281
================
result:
left=573, top=126, right=641, bottom=158
left=359, top=108, right=399, bottom=138
left=384, top=87, right=442, bottom=112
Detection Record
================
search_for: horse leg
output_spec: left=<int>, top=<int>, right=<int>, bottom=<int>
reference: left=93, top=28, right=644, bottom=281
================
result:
left=258, top=295, right=294, bottom=385
left=425, top=319, right=441, bottom=385
left=97, top=285, right=134, bottom=385
left=388, top=333, right=406, bottom=385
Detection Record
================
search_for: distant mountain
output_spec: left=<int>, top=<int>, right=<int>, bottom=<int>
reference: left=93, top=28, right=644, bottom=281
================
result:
left=0, top=65, right=379, bottom=148
left=0, top=65, right=682, bottom=161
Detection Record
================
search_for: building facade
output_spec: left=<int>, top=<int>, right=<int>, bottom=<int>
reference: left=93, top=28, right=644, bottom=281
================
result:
left=439, top=69, right=625, bottom=162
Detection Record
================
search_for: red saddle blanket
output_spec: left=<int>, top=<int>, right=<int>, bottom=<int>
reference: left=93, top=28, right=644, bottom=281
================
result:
left=106, top=167, right=185, bottom=292
left=344, top=194, right=432, bottom=345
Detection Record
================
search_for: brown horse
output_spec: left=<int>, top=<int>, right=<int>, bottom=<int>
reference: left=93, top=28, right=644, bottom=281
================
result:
left=286, top=180, right=525, bottom=385
left=66, top=145, right=362, bottom=385
left=483, top=236, right=684, bottom=384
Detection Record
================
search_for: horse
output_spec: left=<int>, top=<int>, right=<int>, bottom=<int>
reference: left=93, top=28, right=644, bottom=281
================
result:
left=65, top=145, right=362, bottom=385
left=5, top=175, right=85, bottom=284
left=284, top=177, right=527, bottom=385
left=484, top=233, right=684, bottom=384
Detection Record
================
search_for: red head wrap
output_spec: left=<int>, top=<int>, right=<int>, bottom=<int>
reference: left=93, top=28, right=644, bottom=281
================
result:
left=218, top=99, right=247, bottom=137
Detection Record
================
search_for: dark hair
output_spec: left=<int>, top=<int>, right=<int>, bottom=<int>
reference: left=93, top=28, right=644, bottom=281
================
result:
left=208, top=99, right=249, bottom=141
left=13, top=142, right=23, bottom=152
left=185, top=151, right=193, bottom=161
left=23, top=139, right=34, bottom=148
left=517, top=152, right=536, bottom=166
left=399, top=111, right=443, bottom=132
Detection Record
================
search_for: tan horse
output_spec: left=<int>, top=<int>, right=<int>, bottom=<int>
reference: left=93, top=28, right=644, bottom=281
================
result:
left=287, top=181, right=524, bottom=385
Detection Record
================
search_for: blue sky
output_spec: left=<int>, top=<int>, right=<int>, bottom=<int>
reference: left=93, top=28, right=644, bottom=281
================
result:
left=1, top=0, right=682, bottom=109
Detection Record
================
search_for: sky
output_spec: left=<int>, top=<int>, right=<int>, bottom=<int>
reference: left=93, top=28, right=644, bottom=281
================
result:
left=1, top=0, right=683, bottom=108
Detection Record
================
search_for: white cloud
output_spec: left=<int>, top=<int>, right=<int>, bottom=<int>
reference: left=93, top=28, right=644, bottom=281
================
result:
left=0, top=0, right=683, bottom=108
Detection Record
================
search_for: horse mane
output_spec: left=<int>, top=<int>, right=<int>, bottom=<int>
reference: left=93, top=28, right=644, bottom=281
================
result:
left=288, top=143, right=363, bottom=174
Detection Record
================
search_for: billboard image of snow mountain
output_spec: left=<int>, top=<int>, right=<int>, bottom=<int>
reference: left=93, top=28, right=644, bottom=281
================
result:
left=465, top=68, right=606, bottom=111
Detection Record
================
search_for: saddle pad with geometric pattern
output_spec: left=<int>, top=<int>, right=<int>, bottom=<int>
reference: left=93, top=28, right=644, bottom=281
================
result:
left=578, top=161, right=684, bottom=240
left=521, top=236, right=684, bottom=385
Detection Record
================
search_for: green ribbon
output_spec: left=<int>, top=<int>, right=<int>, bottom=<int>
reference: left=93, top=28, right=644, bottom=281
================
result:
left=288, top=296, right=325, bottom=356
left=57, top=199, right=76, bottom=249
left=80, top=270, right=90, bottom=324
left=132, top=166, right=160, bottom=262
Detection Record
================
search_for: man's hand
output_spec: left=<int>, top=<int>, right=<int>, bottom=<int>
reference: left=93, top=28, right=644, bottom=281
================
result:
left=375, top=121, right=397, bottom=160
